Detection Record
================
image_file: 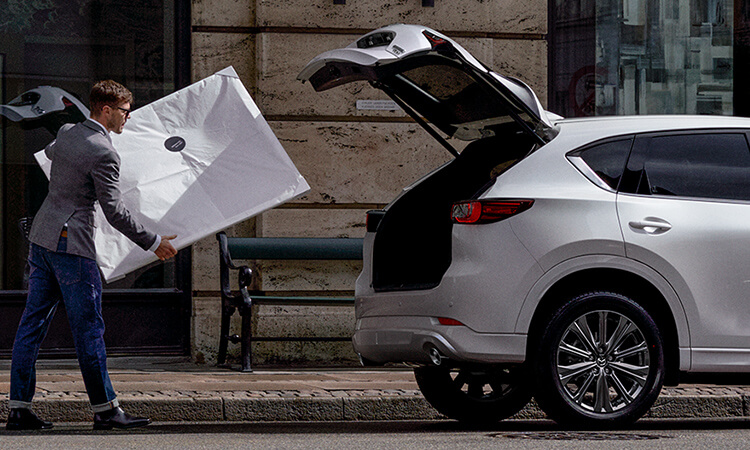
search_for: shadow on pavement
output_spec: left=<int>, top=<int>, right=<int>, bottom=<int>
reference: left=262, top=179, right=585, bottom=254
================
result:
left=3, top=418, right=750, bottom=436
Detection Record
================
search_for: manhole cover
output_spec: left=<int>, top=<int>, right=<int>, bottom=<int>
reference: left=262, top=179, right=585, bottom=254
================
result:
left=492, top=432, right=671, bottom=441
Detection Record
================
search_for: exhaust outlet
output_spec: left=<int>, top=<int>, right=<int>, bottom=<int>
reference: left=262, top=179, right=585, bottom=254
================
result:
left=427, top=346, right=444, bottom=366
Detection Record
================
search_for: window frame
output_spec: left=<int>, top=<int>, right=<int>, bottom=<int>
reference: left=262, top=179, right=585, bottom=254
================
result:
left=566, top=134, right=635, bottom=192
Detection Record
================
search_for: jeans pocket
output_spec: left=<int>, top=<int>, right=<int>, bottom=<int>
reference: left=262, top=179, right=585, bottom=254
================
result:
left=57, top=256, right=82, bottom=286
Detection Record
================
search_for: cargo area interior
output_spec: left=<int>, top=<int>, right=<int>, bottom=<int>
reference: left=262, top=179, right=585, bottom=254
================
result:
left=371, top=132, right=537, bottom=292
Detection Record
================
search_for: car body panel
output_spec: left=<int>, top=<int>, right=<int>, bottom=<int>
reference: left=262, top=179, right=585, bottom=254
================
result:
left=481, top=137, right=627, bottom=270
left=690, top=348, right=750, bottom=372
left=297, top=24, right=488, bottom=84
left=618, top=194, right=750, bottom=350
left=298, top=24, right=554, bottom=143
left=353, top=316, right=527, bottom=365
left=355, top=219, right=543, bottom=335
left=514, top=253, right=692, bottom=371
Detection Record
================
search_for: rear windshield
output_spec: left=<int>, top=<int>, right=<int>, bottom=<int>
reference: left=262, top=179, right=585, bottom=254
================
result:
left=401, top=65, right=475, bottom=101
left=394, top=63, right=512, bottom=131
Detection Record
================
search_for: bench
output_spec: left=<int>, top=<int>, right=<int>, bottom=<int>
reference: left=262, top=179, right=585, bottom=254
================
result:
left=216, top=231, right=364, bottom=372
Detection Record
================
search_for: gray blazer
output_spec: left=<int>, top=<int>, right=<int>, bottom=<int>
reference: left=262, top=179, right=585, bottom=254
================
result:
left=29, top=119, right=157, bottom=260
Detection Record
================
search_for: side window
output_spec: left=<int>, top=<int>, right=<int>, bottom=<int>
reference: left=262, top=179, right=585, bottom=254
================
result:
left=577, top=138, right=633, bottom=190
left=632, top=133, right=750, bottom=201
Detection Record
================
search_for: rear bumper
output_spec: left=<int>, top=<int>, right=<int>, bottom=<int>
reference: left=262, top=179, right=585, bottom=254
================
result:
left=352, top=316, right=527, bottom=365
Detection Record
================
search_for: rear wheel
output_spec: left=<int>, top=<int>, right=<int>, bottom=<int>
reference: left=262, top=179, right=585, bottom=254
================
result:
left=414, top=364, right=532, bottom=424
left=534, top=292, right=665, bottom=428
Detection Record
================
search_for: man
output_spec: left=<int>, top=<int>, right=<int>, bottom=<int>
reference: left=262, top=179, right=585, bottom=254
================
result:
left=6, top=80, right=177, bottom=430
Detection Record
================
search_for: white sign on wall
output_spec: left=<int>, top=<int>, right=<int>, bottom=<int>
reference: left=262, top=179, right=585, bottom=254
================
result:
left=356, top=100, right=401, bottom=111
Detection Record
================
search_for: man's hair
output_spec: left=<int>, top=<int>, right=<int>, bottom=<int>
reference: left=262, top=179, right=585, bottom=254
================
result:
left=89, top=80, right=133, bottom=114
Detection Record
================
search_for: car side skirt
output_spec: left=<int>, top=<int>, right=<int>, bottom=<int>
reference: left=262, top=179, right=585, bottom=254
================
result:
left=690, top=348, right=750, bottom=372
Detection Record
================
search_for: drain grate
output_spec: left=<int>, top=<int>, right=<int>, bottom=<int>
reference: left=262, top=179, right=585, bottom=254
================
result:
left=492, top=432, right=671, bottom=441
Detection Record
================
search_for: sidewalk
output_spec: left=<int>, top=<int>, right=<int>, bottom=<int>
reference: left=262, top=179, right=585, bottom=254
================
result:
left=1, top=357, right=750, bottom=423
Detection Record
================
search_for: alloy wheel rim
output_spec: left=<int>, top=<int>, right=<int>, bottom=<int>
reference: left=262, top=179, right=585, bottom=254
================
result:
left=555, top=309, right=650, bottom=414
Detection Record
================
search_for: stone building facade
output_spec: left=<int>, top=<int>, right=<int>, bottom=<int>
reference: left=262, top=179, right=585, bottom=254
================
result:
left=189, top=0, right=548, bottom=365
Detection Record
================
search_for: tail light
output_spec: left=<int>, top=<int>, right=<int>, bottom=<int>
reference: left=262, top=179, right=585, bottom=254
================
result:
left=451, top=199, right=533, bottom=224
left=437, top=317, right=464, bottom=326
left=62, top=97, right=75, bottom=107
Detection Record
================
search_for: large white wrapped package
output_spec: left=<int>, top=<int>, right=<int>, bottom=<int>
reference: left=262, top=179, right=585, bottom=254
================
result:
left=36, top=67, right=310, bottom=281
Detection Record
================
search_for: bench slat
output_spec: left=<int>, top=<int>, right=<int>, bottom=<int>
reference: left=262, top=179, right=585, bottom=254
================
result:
left=250, top=337, right=351, bottom=342
left=227, top=237, right=363, bottom=260
left=250, top=296, right=355, bottom=306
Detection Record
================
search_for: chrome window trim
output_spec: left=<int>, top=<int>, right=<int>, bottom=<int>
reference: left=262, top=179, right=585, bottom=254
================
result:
left=566, top=155, right=617, bottom=192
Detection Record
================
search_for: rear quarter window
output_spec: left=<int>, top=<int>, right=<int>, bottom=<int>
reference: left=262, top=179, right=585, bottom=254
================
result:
left=572, top=138, right=633, bottom=190
left=625, top=133, right=750, bottom=201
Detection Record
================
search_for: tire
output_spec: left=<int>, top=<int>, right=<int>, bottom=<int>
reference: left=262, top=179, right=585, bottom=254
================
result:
left=414, top=364, right=532, bottom=424
left=534, top=292, right=665, bottom=428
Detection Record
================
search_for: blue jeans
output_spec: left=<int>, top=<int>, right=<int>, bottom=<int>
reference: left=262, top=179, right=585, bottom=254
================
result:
left=9, top=237, right=119, bottom=413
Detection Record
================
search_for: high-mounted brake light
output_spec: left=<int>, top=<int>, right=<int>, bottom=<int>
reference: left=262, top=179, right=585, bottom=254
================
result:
left=451, top=199, right=534, bottom=224
left=422, top=30, right=452, bottom=52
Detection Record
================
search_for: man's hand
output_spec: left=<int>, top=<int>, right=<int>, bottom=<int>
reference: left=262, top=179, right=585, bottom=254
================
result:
left=154, top=235, right=178, bottom=261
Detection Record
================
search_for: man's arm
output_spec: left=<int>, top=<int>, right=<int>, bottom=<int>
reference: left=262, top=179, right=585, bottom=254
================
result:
left=91, top=150, right=161, bottom=252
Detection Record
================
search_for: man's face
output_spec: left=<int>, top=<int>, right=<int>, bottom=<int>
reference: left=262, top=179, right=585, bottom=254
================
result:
left=106, top=102, right=131, bottom=134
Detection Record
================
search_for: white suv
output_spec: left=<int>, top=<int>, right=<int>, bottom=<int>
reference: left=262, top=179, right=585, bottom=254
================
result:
left=299, top=24, right=750, bottom=427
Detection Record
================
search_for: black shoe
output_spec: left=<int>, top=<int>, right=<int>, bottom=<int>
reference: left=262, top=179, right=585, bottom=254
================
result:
left=6, top=408, right=53, bottom=430
left=93, top=407, right=151, bottom=430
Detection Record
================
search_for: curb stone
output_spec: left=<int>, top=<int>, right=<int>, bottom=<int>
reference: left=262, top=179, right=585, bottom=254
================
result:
left=646, top=394, right=745, bottom=418
left=2, top=392, right=749, bottom=423
left=4, top=375, right=750, bottom=423
left=224, top=397, right=343, bottom=422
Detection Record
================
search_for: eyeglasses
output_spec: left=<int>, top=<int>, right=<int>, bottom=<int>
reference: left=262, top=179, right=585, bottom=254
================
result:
left=113, top=106, right=132, bottom=117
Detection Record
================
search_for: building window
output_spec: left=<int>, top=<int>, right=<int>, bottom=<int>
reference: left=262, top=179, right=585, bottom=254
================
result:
left=0, top=0, right=184, bottom=290
left=551, top=0, right=737, bottom=117
left=0, top=0, right=191, bottom=356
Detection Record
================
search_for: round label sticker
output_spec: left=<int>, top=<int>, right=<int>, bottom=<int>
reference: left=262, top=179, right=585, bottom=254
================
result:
left=164, top=136, right=186, bottom=152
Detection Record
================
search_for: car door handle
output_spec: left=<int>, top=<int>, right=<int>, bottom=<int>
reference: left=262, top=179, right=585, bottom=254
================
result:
left=629, top=218, right=672, bottom=234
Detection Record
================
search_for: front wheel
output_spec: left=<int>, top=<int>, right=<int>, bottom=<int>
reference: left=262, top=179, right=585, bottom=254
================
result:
left=414, top=364, right=532, bottom=424
left=534, top=292, right=665, bottom=428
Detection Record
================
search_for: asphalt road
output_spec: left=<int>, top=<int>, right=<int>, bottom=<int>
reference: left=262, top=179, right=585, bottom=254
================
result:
left=3, top=419, right=750, bottom=449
